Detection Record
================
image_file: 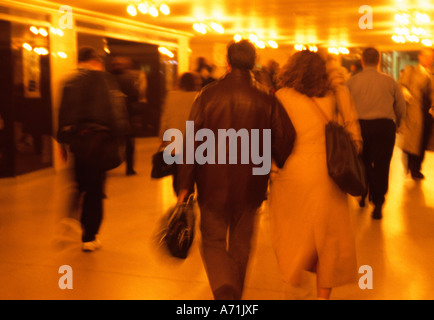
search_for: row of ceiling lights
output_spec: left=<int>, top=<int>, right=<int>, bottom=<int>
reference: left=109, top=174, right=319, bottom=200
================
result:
left=126, top=1, right=170, bottom=17
left=233, top=34, right=279, bottom=49
left=392, top=10, right=432, bottom=46
left=294, top=44, right=350, bottom=55
left=29, top=26, right=64, bottom=37
left=22, top=42, right=67, bottom=58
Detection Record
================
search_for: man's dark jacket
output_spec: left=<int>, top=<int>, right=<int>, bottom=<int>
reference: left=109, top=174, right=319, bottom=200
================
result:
left=177, top=69, right=296, bottom=210
left=57, top=69, right=131, bottom=143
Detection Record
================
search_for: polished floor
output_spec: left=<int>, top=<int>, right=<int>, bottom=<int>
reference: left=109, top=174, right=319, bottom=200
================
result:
left=1, top=137, right=434, bottom=300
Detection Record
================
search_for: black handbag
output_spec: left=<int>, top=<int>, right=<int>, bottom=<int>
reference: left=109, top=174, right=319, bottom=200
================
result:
left=151, top=147, right=176, bottom=179
left=310, top=97, right=367, bottom=197
left=159, top=195, right=196, bottom=259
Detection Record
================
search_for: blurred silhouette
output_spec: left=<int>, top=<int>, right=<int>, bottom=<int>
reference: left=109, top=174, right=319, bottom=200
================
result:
left=256, top=59, right=280, bottom=94
left=270, top=50, right=361, bottom=300
left=195, top=57, right=216, bottom=88
left=159, top=71, right=202, bottom=194
left=399, top=48, right=434, bottom=180
left=350, top=60, right=362, bottom=77
left=347, top=48, right=406, bottom=219
left=57, top=47, right=130, bottom=252
left=326, top=54, right=350, bottom=87
left=176, top=40, right=296, bottom=300
left=110, top=56, right=141, bottom=176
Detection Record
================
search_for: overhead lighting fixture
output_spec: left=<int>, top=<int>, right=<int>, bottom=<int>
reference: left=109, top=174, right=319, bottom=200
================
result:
left=160, top=4, right=170, bottom=15
left=30, top=26, right=39, bottom=35
left=268, top=40, right=278, bottom=49
left=193, top=21, right=225, bottom=35
left=38, top=28, right=48, bottom=37
left=158, top=46, right=174, bottom=58
left=138, top=3, right=148, bottom=14
left=234, top=34, right=242, bottom=42
left=127, top=5, right=137, bottom=16
left=22, top=43, right=32, bottom=51
left=392, top=9, right=431, bottom=45
left=210, top=22, right=224, bottom=34
left=422, top=39, right=432, bottom=47
left=57, top=51, right=68, bottom=59
left=149, top=6, right=159, bottom=17
left=129, top=2, right=170, bottom=17
left=193, top=23, right=207, bottom=34
left=34, top=47, right=49, bottom=55
left=233, top=33, right=278, bottom=49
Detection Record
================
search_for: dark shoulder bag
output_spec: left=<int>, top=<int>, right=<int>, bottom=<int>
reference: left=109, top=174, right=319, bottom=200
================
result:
left=310, top=97, right=367, bottom=197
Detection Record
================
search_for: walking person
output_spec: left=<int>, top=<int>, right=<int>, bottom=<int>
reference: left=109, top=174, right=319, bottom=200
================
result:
left=159, top=71, right=202, bottom=194
left=269, top=50, right=361, bottom=300
left=176, top=40, right=296, bottom=300
left=399, top=48, right=433, bottom=180
left=347, top=47, right=406, bottom=219
left=57, top=47, right=130, bottom=251
left=110, top=56, right=140, bottom=176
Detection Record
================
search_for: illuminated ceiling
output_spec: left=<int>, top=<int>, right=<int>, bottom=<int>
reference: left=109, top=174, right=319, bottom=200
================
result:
left=44, top=0, right=434, bottom=49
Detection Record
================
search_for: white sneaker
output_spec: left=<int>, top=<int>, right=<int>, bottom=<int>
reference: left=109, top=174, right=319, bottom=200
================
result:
left=82, top=238, right=102, bottom=252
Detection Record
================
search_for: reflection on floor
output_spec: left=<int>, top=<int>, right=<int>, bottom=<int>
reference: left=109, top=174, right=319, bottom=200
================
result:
left=0, top=137, right=433, bottom=300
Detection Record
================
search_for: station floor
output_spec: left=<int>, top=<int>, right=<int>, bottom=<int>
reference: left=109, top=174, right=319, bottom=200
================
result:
left=1, top=137, right=434, bottom=300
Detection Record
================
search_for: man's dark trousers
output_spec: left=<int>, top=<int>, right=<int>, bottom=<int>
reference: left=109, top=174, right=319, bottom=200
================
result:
left=74, top=158, right=106, bottom=242
left=199, top=203, right=258, bottom=300
left=359, top=118, right=396, bottom=207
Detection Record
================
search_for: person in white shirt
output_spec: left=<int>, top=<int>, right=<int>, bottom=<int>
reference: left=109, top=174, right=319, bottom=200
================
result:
left=347, top=47, right=406, bottom=219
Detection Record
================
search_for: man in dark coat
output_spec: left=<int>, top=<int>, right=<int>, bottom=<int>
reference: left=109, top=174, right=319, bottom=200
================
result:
left=175, top=40, right=296, bottom=300
left=57, top=47, right=130, bottom=251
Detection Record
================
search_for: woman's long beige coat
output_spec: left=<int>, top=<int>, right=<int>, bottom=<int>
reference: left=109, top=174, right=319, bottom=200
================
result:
left=269, top=86, right=361, bottom=288
left=398, top=65, right=432, bottom=156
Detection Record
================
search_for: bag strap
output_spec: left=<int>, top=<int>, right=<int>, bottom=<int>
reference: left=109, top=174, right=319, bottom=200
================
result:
left=310, top=98, right=330, bottom=123
left=310, top=95, right=342, bottom=124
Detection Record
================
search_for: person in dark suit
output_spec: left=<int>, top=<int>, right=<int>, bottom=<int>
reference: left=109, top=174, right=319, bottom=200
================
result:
left=57, top=47, right=130, bottom=251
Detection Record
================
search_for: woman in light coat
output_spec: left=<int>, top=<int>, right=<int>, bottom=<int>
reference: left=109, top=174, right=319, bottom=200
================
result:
left=268, top=51, right=362, bottom=300
left=398, top=49, right=434, bottom=179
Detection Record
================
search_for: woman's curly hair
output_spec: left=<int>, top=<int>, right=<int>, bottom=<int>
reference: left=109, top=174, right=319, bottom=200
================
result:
left=277, top=50, right=331, bottom=98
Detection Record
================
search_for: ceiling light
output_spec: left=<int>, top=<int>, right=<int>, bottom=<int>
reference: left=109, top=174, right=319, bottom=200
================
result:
left=338, top=47, right=350, bottom=54
left=34, top=47, right=49, bottom=55
left=256, top=40, right=265, bottom=49
left=416, top=13, right=430, bottom=24
left=138, top=3, right=148, bottom=14
left=149, top=6, right=159, bottom=17
left=234, top=34, right=242, bottom=42
left=422, top=39, right=432, bottom=46
left=30, top=26, right=39, bottom=35
left=22, top=43, right=32, bottom=51
left=328, top=47, right=339, bottom=55
left=160, top=4, right=170, bottom=15
left=38, top=28, right=48, bottom=37
left=193, top=23, right=207, bottom=34
left=158, top=46, right=174, bottom=58
left=57, top=52, right=68, bottom=59
left=210, top=22, right=224, bottom=34
left=127, top=5, right=137, bottom=16
left=268, top=40, right=278, bottom=49
left=249, top=34, right=258, bottom=43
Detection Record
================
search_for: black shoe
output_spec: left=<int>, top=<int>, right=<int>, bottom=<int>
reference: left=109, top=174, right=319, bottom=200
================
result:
left=411, top=171, right=425, bottom=180
left=126, top=170, right=137, bottom=176
left=372, top=206, right=382, bottom=220
left=359, top=197, right=366, bottom=208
